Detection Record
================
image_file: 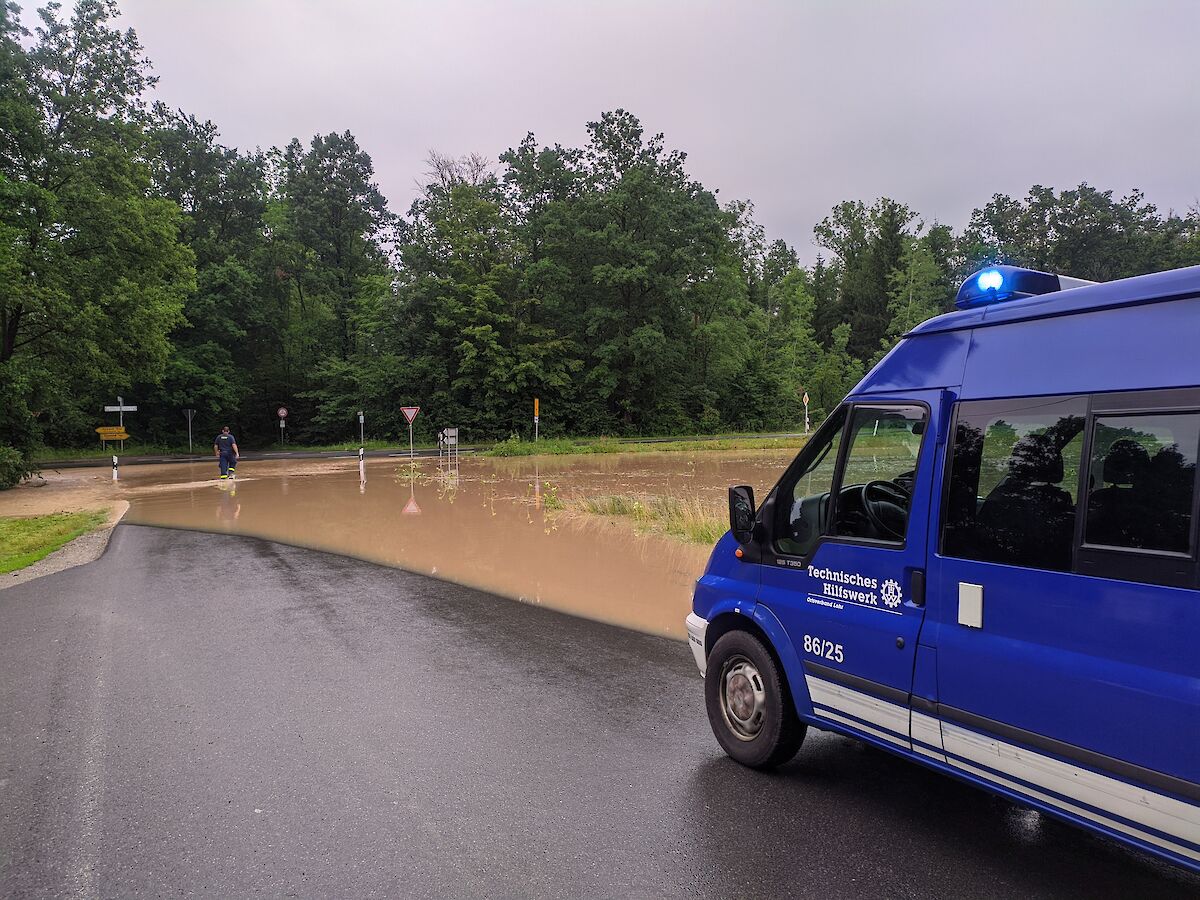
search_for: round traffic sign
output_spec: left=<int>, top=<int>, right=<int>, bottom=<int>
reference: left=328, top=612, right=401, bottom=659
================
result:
left=277, top=407, right=288, bottom=419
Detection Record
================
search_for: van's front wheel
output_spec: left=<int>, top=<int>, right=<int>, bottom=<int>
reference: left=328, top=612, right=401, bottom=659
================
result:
left=705, top=630, right=805, bottom=769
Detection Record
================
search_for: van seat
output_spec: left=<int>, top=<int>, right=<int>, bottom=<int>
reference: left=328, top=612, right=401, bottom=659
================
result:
left=976, top=433, right=1074, bottom=570
left=1086, top=439, right=1149, bottom=547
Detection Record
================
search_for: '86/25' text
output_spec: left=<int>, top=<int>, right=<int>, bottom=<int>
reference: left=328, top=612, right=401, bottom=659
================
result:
left=803, top=634, right=844, bottom=663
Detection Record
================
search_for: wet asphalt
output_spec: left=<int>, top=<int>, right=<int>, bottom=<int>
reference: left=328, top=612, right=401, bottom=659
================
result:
left=1, top=526, right=1197, bottom=899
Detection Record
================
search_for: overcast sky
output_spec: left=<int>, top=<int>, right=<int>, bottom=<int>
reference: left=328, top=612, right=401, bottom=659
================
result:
left=66, top=1, right=1200, bottom=258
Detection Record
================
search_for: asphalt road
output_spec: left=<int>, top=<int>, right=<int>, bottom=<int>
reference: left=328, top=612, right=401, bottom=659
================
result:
left=1, top=527, right=1197, bottom=899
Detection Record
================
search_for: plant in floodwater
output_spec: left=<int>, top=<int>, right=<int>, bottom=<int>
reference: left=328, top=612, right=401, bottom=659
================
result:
left=574, top=493, right=727, bottom=544
left=485, top=435, right=809, bottom=458
left=540, top=481, right=564, bottom=511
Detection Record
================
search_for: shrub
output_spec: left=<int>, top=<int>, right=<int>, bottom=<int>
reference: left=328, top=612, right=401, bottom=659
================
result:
left=0, top=445, right=31, bottom=490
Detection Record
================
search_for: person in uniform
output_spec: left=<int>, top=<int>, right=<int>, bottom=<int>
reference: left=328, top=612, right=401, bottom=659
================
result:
left=213, top=426, right=240, bottom=479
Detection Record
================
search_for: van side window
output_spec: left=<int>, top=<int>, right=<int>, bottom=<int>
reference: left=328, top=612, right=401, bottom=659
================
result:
left=1084, top=413, right=1199, bottom=554
left=941, top=397, right=1087, bottom=572
left=832, top=405, right=927, bottom=543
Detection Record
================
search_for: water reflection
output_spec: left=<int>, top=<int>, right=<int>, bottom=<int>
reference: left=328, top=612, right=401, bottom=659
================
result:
left=121, top=451, right=795, bottom=639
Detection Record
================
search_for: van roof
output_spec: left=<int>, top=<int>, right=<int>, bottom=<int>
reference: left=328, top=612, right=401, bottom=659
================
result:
left=908, top=264, right=1200, bottom=337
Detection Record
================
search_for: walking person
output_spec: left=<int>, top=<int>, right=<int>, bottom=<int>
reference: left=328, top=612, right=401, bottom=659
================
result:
left=214, top=426, right=240, bottom=479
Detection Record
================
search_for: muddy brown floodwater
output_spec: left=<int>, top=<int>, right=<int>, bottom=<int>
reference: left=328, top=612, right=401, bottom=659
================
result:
left=106, top=451, right=795, bottom=639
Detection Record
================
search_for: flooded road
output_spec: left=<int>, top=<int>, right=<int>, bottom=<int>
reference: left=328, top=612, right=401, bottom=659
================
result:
left=119, top=451, right=795, bottom=638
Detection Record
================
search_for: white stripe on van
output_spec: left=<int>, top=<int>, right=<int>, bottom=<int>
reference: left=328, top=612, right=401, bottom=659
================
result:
left=802, top=673, right=1199, bottom=856
left=816, top=709, right=909, bottom=750
left=805, top=675, right=910, bottom=745
left=942, top=722, right=1200, bottom=850
left=910, top=711, right=945, bottom=762
left=949, top=756, right=1200, bottom=863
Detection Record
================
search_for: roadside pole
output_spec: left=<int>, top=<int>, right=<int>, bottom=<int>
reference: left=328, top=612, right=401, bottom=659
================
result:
left=803, top=391, right=811, bottom=434
left=534, top=396, right=539, bottom=442
left=278, top=406, right=288, bottom=448
left=359, top=446, right=366, bottom=484
left=183, top=408, right=196, bottom=452
left=358, top=410, right=365, bottom=446
left=401, top=406, right=420, bottom=461
left=112, top=455, right=118, bottom=481
left=104, top=395, right=138, bottom=452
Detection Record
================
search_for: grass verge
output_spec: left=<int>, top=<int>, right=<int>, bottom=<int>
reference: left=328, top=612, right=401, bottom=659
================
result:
left=31, top=438, right=433, bottom=461
left=487, top=435, right=808, bottom=457
left=31, top=443, right=178, bottom=461
left=574, top=493, right=727, bottom=544
left=0, top=509, right=110, bottom=574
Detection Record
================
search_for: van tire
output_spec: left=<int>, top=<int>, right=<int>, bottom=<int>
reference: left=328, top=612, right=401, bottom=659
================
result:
left=705, top=630, right=805, bottom=769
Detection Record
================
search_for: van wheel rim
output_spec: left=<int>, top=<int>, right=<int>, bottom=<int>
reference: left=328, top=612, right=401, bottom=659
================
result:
left=721, top=656, right=766, bottom=740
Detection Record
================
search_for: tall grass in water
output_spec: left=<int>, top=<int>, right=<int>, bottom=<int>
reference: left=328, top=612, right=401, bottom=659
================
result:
left=575, top=494, right=727, bottom=544
left=488, top=435, right=808, bottom=457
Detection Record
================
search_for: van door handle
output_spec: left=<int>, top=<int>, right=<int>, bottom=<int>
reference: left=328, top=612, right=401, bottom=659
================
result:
left=910, top=569, right=926, bottom=608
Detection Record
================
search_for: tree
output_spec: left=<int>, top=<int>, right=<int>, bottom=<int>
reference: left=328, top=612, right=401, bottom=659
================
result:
left=960, top=183, right=1200, bottom=281
left=874, top=228, right=954, bottom=363
left=814, top=198, right=916, bottom=359
left=0, top=0, right=193, bottom=454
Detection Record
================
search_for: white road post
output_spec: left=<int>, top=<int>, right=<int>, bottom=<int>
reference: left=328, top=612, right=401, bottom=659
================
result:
left=359, top=446, right=366, bottom=484
left=112, top=455, right=118, bottom=482
left=183, top=408, right=196, bottom=453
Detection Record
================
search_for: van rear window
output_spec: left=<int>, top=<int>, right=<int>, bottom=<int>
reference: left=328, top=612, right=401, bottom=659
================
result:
left=941, top=397, right=1087, bottom=572
left=1084, top=413, right=1199, bottom=554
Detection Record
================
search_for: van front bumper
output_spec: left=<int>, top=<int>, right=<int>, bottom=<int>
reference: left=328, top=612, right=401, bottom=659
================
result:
left=686, top=613, right=709, bottom=677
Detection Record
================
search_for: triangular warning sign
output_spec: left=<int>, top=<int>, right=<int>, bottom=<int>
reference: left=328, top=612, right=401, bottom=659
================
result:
left=402, top=496, right=421, bottom=515
left=401, top=406, right=420, bottom=424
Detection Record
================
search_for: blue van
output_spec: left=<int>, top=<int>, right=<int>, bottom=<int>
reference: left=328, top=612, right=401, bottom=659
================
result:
left=688, top=263, right=1200, bottom=872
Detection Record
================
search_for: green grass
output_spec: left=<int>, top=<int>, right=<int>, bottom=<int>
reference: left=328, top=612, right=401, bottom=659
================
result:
left=31, top=443, right=178, bottom=461
left=0, top=509, right=110, bottom=574
left=280, top=438, right=426, bottom=453
left=574, top=493, right=728, bottom=544
left=30, top=437, right=433, bottom=461
left=487, top=434, right=809, bottom=457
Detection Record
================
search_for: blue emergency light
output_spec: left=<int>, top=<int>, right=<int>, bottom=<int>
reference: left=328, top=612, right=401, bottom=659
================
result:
left=954, top=264, right=1096, bottom=309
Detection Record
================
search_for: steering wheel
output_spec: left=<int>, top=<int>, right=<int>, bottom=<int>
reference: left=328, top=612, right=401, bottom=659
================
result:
left=860, top=480, right=911, bottom=541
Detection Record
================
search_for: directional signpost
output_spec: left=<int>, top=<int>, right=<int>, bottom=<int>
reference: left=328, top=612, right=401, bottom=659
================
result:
left=103, top=396, right=137, bottom=450
left=401, top=406, right=420, bottom=460
left=95, top=426, right=129, bottom=444
left=440, top=426, right=460, bottom=486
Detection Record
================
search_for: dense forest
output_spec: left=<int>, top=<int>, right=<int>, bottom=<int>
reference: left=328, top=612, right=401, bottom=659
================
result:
left=3, top=1, right=1200, bottom=472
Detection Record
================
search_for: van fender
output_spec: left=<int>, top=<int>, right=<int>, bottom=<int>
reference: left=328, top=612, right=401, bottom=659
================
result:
left=749, top=603, right=815, bottom=720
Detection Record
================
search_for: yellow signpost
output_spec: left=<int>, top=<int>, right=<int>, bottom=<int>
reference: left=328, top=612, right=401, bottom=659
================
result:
left=96, top=426, right=130, bottom=442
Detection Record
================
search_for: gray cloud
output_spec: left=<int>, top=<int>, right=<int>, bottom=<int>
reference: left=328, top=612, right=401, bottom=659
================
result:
left=79, top=1, right=1200, bottom=258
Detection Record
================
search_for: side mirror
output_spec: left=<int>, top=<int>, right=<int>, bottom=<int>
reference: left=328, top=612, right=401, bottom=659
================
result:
left=728, top=485, right=757, bottom=545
